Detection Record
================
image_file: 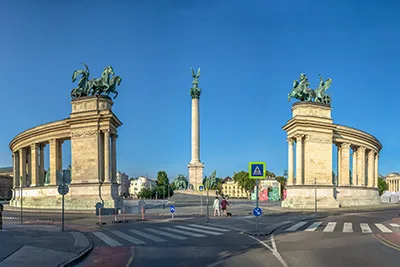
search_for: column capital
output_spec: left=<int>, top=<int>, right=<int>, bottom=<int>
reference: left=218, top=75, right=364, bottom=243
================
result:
left=286, top=137, right=294, bottom=143
left=295, top=134, right=304, bottom=141
left=111, top=134, right=118, bottom=140
left=358, top=146, right=366, bottom=152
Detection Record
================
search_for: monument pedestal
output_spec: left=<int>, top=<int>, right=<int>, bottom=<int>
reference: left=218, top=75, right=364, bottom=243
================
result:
left=188, top=162, right=204, bottom=190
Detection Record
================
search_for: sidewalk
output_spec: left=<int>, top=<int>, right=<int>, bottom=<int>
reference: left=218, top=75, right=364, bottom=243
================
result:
left=0, top=221, right=92, bottom=267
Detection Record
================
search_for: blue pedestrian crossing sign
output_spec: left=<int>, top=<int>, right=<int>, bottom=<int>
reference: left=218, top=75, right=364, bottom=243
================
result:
left=199, top=185, right=204, bottom=192
left=253, top=207, right=262, bottom=217
left=248, top=162, right=266, bottom=179
left=170, top=205, right=175, bottom=213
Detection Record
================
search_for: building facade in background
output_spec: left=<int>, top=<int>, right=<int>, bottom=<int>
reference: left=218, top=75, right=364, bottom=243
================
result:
left=129, top=176, right=157, bottom=198
left=222, top=180, right=247, bottom=198
left=116, top=171, right=130, bottom=198
left=0, top=167, right=13, bottom=200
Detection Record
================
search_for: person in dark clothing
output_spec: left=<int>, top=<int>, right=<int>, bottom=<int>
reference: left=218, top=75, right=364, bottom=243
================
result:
left=221, top=197, right=229, bottom=217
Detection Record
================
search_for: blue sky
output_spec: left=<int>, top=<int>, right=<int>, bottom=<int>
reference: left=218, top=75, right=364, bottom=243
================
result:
left=0, top=0, right=399, bottom=180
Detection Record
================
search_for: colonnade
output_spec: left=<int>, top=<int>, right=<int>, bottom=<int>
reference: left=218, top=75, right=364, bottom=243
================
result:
left=387, top=178, right=400, bottom=192
left=287, top=135, right=379, bottom=187
left=11, top=131, right=118, bottom=191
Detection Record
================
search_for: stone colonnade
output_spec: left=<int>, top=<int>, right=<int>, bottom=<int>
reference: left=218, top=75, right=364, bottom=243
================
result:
left=287, top=136, right=379, bottom=188
left=11, top=133, right=118, bottom=193
left=387, top=178, right=400, bottom=192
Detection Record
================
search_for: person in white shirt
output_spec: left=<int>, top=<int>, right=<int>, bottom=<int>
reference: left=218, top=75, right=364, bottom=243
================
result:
left=213, top=197, right=221, bottom=217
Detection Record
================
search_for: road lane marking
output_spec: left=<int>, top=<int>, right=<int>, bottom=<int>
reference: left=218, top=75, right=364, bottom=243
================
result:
left=285, top=221, right=307, bottom=232
left=375, top=223, right=393, bottom=233
left=304, top=222, right=322, bottom=232
left=144, top=228, right=187, bottom=240
left=247, top=234, right=289, bottom=267
left=93, top=232, right=123, bottom=247
left=188, top=224, right=230, bottom=232
left=360, top=223, right=372, bottom=233
left=343, top=222, right=353, bottom=233
left=174, top=225, right=223, bottom=236
left=160, top=227, right=206, bottom=237
left=129, top=229, right=167, bottom=242
left=111, top=231, right=146, bottom=245
left=323, top=222, right=337, bottom=232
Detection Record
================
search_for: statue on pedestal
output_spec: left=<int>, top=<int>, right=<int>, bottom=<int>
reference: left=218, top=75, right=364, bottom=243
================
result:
left=288, top=73, right=332, bottom=105
left=71, top=63, right=122, bottom=99
left=190, top=67, right=202, bottom=99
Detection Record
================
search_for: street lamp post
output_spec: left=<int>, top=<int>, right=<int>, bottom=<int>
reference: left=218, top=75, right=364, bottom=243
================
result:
left=20, top=176, right=23, bottom=224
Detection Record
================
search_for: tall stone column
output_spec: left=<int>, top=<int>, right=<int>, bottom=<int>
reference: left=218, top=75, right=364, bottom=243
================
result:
left=19, top=148, right=26, bottom=187
left=287, top=138, right=294, bottom=185
left=295, top=135, right=303, bottom=185
left=27, top=148, right=31, bottom=186
left=104, top=130, right=111, bottom=183
left=374, top=153, right=379, bottom=189
left=352, top=146, right=358, bottom=186
left=111, top=134, right=117, bottom=183
left=57, top=140, right=63, bottom=171
left=357, top=147, right=366, bottom=186
left=337, top=143, right=341, bottom=185
left=30, top=144, right=39, bottom=187
left=12, top=152, right=19, bottom=188
left=188, top=74, right=204, bottom=190
left=49, top=139, right=58, bottom=185
left=39, top=144, right=45, bottom=186
left=339, top=143, right=351, bottom=186
left=367, top=150, right=374, bottom=187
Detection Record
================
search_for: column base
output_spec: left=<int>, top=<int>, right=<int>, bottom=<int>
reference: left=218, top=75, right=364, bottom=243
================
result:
left=188, top=162, right=204, bottom=191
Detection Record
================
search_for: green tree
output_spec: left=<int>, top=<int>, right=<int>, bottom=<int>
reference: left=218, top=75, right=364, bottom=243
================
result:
left=157, top=171, right=169, bottom=186
left=137, top=188, right=152, bottom=199
left=378, top=177, right=388, bottom=196
left=233, top=171, right=255, bottom=198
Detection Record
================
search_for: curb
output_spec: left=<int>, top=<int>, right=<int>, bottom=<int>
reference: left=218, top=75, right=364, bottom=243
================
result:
left=58, top=233, right=94, bottom=267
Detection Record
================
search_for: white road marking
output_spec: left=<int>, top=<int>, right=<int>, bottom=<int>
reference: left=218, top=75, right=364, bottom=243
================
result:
left=375, top=223, right=393, bottom=233
left=304, top=222, right=322, bottom=232
left=285, top=221, right=307, bottom=232
left=360, top=223, right=372, bottom=233
left=188, top=224, right=230, bottom=232
left=144, top=228, right=187, bottom=240
left=389, top=223, right=400, bottom=228
left=174, top=225, right=223, bottom=236
left=323, top=222, right=337, bottom=232
left=93, top=232, right=122, bottom=247
left=111, top=230, right=146, bottom=245
left=129, top=229, right=167, bottom=242
left=161, top=227, right=206, bottom=237
left=343, top=222, right=353, bottom=233
left=247, top=234, right=289, bottom=267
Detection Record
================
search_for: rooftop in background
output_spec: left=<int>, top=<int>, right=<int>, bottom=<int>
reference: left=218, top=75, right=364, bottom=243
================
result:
left=0, top=167, right=12, bottom=176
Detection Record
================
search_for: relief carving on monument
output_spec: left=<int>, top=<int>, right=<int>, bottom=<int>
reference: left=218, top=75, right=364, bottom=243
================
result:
left=305, top=134, right=332, bottom=143
left=71, top=129, right=98, bottom=138
left=293, top=106, right=330, bottom=117
left=73, top=101, right=97, bottom=112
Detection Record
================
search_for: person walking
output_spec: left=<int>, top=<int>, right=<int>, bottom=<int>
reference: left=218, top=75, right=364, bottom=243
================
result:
left=221, top=197, right=230, bottom=217
left=213, top=197, right=221, bottom=217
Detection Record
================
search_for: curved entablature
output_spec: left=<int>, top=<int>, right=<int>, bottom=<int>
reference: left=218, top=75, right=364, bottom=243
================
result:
left=9, top=118, right=71, bottom=152
left=333, top=124, right=382, bottom=153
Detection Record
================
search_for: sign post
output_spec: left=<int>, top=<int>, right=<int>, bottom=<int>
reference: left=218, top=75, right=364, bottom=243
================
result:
left=249, top=162, right=266, bottom=234
left=20, top=176, right=23, bottom=224
left=170, top=205, right=175, bottom=220
left=199, top=185, right=204, bottom=215
left=58, top=173, right=69, bottom=232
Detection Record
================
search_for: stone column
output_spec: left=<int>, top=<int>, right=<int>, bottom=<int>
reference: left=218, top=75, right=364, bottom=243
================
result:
left=39, top=144, right=45, bottom=186
left=337, top=143, right=341, bottom=185
left=13, top=152, right=19, bottom=188
left=374, top=153, right=379, bottom=189
left=111, top=134, right=117, bottom=183
left=295, top=135, right=303, bottom=185
left=98, top=131, right=104, bottom=182
left=49, top=139, right=58, bottom=185
left=30, top=144, right=39, bottom=187
left=367, top=150, right=374, bottom=187
left=104, top=130, right=111, bottom=183
left=351, top=146, right=357, bottom=186
left=57, top=140, right=63, bottom=171
left=191, top=97, right=200, bottom=163
left=287, top=138, right=294, bottom=185
left=19, top=148, right=26, bottom=187
left=356, top=147, right=366, bottom=186
left=339, top=143, right=351, bottom=186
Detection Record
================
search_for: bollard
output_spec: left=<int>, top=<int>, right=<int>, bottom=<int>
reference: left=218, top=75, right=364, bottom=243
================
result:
left=122, top=206, right=127, bottom=223
left=113, top=208, right=122, bottom=224
left=0, top=203, right=3, bottom=230
left=141, top=206, right=145, bottom=220
left=96, top=208, right=106, bottom=225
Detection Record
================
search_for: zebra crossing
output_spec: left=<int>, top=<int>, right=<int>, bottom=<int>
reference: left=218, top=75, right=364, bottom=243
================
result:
left=91, top=224, right=231, bottom=247
left=284, top=221, right=400, bottom=234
